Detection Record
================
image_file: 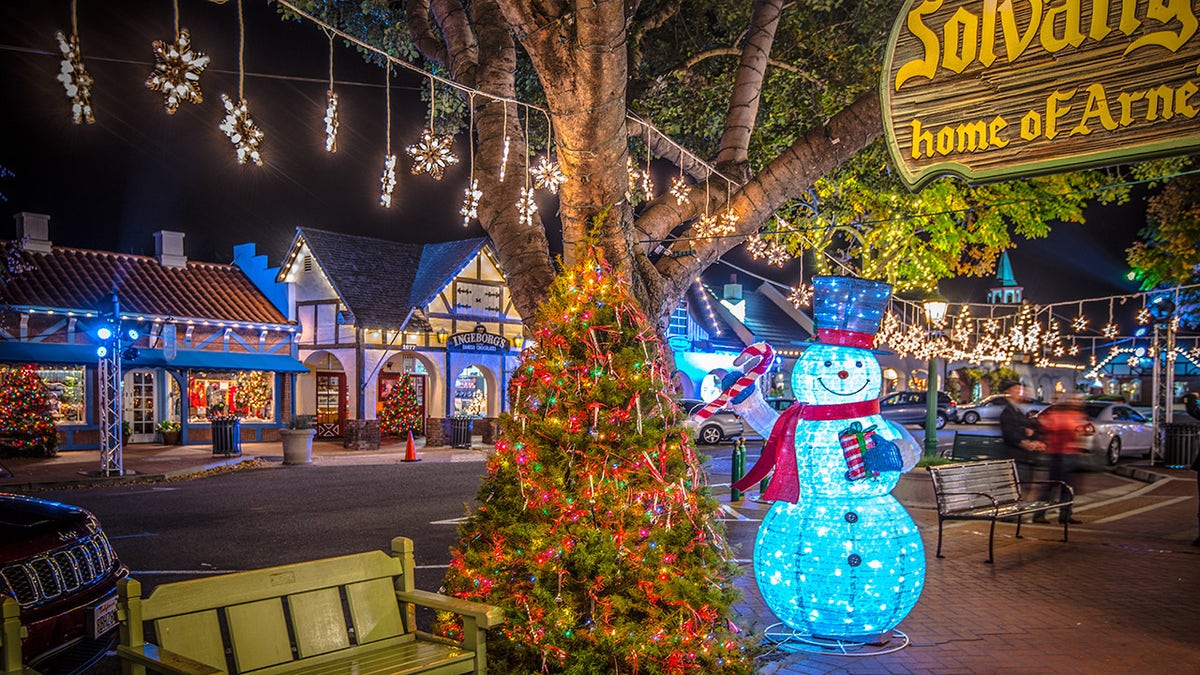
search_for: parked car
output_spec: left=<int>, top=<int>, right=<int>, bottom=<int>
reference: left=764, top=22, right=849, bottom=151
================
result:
left=958, top=394, right=1049, bottom=424
left=878, top=391, right=958, bottom=429
left=1036, top=401, right=1154, bottom=466
left=0, top=492, right=127, bottom=672
left=765, top=397, right=795, bottom=412
left=678, top=398, right=744, bottom=445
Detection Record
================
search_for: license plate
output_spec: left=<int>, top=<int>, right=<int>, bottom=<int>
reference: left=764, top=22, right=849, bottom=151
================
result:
left=87, top=595, right=119, bottom=638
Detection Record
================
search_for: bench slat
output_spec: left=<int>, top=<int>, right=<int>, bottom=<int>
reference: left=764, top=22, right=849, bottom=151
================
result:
left=246, top=636, right=470, bottom=675
left=288, top=588, right=350, bottom=659
left=141, top=552, right=403, bottom=621
left=228, top=599, right=292, bottom=672
left=347, top=578, right=405, bottom=644
left=156, top=609, right=228, bottom=673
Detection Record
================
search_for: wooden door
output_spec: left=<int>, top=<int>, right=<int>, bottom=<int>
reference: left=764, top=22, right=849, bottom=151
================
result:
left=315, top=372, right=346, bottom=438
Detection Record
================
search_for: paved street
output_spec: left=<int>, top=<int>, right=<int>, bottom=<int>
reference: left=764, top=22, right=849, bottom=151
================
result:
left=6, top=439, right=1200, bottom=673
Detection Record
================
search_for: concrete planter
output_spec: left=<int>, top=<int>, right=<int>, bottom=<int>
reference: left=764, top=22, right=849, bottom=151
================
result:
left=280, top=429, right=316, bottom=465
left=893, top=470, right=937, bottom=509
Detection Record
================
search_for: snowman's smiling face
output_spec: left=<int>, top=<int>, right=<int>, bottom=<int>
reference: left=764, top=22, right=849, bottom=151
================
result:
left=793, top=344, right=882, bottom=405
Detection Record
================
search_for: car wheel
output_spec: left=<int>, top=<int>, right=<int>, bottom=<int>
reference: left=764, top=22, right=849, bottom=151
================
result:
left=1105, top=437, right=1121, bottom=466
left=699, top=424, right=724, bottom=445
left=963, top=411, right=979, bottom=424
left=935, top=413, right=947, bottom=430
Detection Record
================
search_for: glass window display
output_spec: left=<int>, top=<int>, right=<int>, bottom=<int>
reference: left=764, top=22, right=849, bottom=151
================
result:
left=453, top=366, right=487, bottom=418
left=35, top=365, right=85, bottom=425
left=187, top=370, right=276, bottom=423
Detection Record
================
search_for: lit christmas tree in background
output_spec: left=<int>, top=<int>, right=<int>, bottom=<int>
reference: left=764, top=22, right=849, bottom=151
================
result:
left=0, top=365, right=58, bottom=457
left=438, top=246, right=754, bottom=673
left=379, top=373, right=423, bottom=436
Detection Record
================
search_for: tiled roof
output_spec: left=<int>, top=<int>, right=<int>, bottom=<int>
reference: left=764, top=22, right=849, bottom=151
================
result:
left=0, top=244, right=289, bottom=324
left=743, top=290, right=812, bottom=347
left=293, top=228, right=488, bottom=331
left=689, top=286, right=745, bottom=351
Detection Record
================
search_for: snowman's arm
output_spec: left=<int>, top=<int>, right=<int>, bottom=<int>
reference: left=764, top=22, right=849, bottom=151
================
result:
left=727, top=385, right=780, bottom=438
left=878, top=420, right=922, bottom=473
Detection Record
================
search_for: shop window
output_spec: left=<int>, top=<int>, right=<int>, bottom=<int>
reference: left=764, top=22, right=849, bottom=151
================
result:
left=35, top=365, right=85, bottom=425
left=187, top=370, right=276, bottom=423
left=454, top=366, right=488, bottom=418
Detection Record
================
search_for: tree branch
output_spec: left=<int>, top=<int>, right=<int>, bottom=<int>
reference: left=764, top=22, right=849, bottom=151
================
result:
left=405, top=0, right=449, bottom=65
left=626, top=117, right=713, bottom=183
left=716, top=0, right=784, bottom=177
left=430, top=0, right=480, bottom=83
left=629, top=0, right=681, bottom=73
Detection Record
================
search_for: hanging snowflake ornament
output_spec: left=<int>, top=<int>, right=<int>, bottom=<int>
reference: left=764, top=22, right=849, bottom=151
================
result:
left=323, top=91, right=339, bottom=152
left=406, top=129, right=458, bottom=179
left=669, top=176, right=690, bottom=205
left=719, top=209, right=739, bottom=234
left=693, top=212, right=720, bottom=240
left=1071, top=314, right=1088, bottom=332
left=517, top=187, right=538, bottom=227
left=531, top=157, right=566, bottom=194
left=55, top=31, right=95, bottom=125
left=788, top=284, right=813, bottom=308
left=1136, top=306, right=1151, bottom=325
left=460, top=179, right=482, bottom=226
left=1068, top=342, right=1080, bottom=356
left=1101, top=322, right=1119, bottom=338
left=219, top=94, right=264, bottom=165
left=145, top=28, right=210, bottom=114
left=380, top=154, right=397, bottom=207
left=745, top=234, right=788, bottom=267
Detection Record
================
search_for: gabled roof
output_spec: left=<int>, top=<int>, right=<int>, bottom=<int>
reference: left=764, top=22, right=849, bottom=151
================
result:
left=742, top=289, right=812, bottom=347
left=0, top=244, right=288, bottom=324
left=690, top=286, right=746, bottom=351
left=281, top=228, right=489, bottom=331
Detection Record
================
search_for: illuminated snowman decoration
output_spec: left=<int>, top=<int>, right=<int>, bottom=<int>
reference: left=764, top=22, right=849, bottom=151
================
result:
left=728, top=276, right=925, bottom=642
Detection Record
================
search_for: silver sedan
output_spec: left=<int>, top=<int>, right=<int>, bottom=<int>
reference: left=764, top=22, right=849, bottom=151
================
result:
left=1038, top=401, right=1154, bottom=466
left=958, top=394, right=1047, bottom=424
left=679, top=398, right=744, bottom=445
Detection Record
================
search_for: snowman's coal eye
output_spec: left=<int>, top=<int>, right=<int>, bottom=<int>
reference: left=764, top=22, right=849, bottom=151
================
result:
left=823, top=360, right=832, bottom=367
left=855, top=361, right=862, bottom=368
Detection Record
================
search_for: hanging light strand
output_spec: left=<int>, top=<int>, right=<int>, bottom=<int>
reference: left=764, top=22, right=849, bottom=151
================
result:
left=218, top=0, right=264, bottom=165
left=323, top=28, right=338, bottom=152
left=379, top=63, right=397, bottom=206
left=460, top=92, right=481, bottom=226
left=55, top=0, right=95, bottom=125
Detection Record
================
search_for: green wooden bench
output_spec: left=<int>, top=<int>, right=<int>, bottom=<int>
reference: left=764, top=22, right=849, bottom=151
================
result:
left=1, top=597, right=39, bottom=675
left=115, top=537, right=503, bottom=675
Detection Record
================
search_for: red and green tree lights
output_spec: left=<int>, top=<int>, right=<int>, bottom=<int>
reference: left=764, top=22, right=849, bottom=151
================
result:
left=0, top=365, right=58, bottom=457
left=438, top=248, right=754, bottom=673
left=380, top=373, right=423, bottom=436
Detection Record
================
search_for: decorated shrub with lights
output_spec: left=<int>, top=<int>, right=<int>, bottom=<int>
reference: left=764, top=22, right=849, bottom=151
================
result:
left=730, top=276, right=925, bottom=642
left=438, top=246, right=755, bottom=673
left=379, top=373, right=423, bottom=436
left=0, top=365, right=58, bottom=457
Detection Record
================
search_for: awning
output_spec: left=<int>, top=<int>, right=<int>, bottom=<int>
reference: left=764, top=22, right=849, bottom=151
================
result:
left=0, top=343, right=309, bottom=373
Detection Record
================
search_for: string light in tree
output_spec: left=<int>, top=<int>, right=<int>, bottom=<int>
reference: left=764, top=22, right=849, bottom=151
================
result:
left=406, top=77, right=458, bottom=179
left=517, top=187, right=538, bottom=227
left=498, top=102, right=511, bottom=182
left=670, top=175, right=690, bottom=205
left=531, top=156, right=566, bottom=193
left=219, top=0, right=263, bottom=165
left=55, top=2, right=94, bottom=125
left=322, top=29, right=338, bottom=152
left=145, top=0, right=209, bottom=115
left=379, top=63, right=396, bottom=207
left=787, top=284, right=812, bottom=308
left=744, top=231, right=788, bottom=267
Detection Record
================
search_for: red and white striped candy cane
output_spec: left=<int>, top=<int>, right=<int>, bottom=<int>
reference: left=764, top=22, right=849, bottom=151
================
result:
left=691, top=343, right=775, bottom=422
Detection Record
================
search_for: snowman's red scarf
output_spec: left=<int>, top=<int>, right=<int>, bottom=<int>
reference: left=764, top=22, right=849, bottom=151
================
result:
left=730, top=400, right=879, bottom=503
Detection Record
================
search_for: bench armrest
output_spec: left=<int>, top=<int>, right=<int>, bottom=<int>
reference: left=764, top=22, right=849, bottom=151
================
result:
left=116, top=644, right=224, bottom=675
left=396, top=589, right=505, bottom=629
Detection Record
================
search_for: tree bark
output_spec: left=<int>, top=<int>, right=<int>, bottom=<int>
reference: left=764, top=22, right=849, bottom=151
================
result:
left=716, top=0, right=784, bottom=181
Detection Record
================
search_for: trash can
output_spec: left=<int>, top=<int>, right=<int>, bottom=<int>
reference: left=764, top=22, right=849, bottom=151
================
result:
left=211, top=417, right=242, bottom=456
left=450, top=418, right=473, bottom=449
left=1162, top=423, right=1200, bottom=468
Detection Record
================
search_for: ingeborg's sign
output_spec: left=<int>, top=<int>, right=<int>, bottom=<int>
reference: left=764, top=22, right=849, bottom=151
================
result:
left=882, top=0, right=1200, bottom=188
left=446, top=325, right=510, bottom=354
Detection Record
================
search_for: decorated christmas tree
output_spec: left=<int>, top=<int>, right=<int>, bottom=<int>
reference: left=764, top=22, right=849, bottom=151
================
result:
left=379, top=373, right=423, bottom=436
left=0, top=365, right=58, bottom=457
left=438, top=248, right=754, bottom=673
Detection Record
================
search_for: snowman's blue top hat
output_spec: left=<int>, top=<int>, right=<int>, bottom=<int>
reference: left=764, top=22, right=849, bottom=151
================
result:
left=811, top=276, right=892, bottom=350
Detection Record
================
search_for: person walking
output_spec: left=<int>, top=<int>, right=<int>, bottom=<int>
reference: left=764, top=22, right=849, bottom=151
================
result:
left=1032, top=396, right=1085, bottom=524
left=999, top=380, right=1043, bottom=482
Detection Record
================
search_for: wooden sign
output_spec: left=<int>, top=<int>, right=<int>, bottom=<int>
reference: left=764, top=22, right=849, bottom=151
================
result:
left=446, top=325, right=510, bottom=354
left=882, top=0, right=1200, bottom=188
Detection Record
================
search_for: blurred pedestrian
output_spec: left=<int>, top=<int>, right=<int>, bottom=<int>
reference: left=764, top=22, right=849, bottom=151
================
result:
left=1032, top=396, right=1085, bottom=524
left=999, top=380, right=1043, bottom=481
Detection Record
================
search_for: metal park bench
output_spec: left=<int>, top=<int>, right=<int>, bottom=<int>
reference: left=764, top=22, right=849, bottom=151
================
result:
left=928, top=459, right=1073, bottom=563
left=116, top=537, right=503, bottom=675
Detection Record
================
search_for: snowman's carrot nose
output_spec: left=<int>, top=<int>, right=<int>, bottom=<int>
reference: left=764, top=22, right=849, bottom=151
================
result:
left=838, top=370, right=849, bottom=379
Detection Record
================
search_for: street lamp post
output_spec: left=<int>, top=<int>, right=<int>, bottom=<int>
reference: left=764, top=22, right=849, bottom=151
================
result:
left=923, top=292, right=949, bottom=459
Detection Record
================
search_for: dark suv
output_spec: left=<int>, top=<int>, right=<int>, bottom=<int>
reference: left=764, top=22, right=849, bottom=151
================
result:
left=0, top=492, right=127, bottom=672
left=879, top=391, right=958, bottom=429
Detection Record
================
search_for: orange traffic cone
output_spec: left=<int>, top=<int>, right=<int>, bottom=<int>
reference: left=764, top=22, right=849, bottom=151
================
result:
left=402, top=430, right=421, bottom=462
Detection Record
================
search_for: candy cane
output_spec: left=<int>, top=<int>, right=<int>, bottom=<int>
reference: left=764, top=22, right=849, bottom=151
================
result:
left=691, top=342, right=774, bottom=422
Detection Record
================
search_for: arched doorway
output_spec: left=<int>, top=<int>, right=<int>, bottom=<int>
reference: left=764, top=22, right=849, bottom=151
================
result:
left=453, top=365, right=496, bottom=418
left=378, top=353, right=437, bottom=434
left=303, top=352, right=348, bottom=438
left=670, top=370, right=696, bottom=399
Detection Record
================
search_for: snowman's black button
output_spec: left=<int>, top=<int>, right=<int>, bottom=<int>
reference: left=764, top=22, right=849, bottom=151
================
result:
left=847, top=554, right=862, bottom=567
left=844, top=512, right=858, bottom=524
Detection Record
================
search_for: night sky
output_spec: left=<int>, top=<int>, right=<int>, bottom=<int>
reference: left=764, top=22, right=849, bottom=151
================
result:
left=0, top=0, right=1148, bottom=310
